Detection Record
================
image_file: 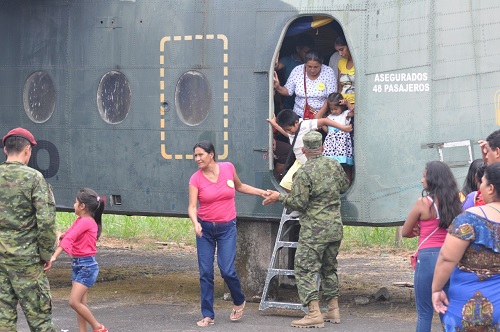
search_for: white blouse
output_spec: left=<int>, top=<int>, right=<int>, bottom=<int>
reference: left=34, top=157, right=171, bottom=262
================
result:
left=284, top=64, right=337, bottom=117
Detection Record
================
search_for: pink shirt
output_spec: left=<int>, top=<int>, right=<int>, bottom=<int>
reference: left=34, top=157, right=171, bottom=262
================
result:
left=189, top=162, right=236, bottom=222
left=60, top=217, right=98, bottom=257
left=418, top=197, right=447, bottom=249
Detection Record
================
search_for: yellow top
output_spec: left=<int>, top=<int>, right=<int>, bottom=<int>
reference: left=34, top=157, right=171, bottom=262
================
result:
left=338, top=57, right=355, bottom=104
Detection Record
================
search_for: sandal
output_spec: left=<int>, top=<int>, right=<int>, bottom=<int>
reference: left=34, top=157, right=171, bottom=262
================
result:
left=196, top=317, right=214, bottom=327
left=230, top=301, right=246, bottom=321
left=93, top=324, right=108, bottom=332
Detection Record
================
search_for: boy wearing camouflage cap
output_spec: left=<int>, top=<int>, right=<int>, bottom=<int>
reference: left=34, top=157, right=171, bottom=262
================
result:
left=264, top=131, right=350, bottom=328
left=0, top=128, right=57, bottom=331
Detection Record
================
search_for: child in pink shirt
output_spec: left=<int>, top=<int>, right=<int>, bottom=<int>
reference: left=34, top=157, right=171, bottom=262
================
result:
left=46, top=188, right=108, bottom=332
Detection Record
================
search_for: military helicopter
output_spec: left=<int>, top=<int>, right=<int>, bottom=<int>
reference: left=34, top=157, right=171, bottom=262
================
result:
left=1, top=0, right=499, bottom=295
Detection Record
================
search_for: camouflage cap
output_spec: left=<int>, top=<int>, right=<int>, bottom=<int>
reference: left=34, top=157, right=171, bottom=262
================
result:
left=2, top=127, right=37, bottom=146
left=303, top=130, right=322, bottom=150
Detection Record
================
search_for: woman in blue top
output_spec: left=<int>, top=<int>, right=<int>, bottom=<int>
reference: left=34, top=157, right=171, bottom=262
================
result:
left=432, top=162, right=500, bottom=331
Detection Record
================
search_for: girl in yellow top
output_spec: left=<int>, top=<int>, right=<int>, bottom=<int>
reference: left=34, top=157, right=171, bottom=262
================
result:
left=335, top=36, right=355, bottom=104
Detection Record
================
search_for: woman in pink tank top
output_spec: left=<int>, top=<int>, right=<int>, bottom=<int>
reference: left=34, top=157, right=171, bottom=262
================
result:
left=188, top=140, right=267, bottom=327
left=402, top=161, right=462, bottom=332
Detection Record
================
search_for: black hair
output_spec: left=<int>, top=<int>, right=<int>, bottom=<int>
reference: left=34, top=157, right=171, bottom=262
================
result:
left=327, top=93, right=348, bottom=112
left=276, top=109, right=300, bottom=128
left=334, top=35, right=347, bottom=47
left=423, top=161, right=462, bottom=228
left=461, top=159, right=484, bottom=196
left=4, top=137, right=30, bottom=154
left=77, top=188, right=105, bottom=239
left=304, top=50, right=323, bottom=65
left=193, top=140, right=216, bottom=160
left=486, top=129, right=500, bottom=151
left=476, top=164, right=486, bottom=184
left=484, top=163, right=500, bottom=201
left=295, top=34, right=315, bottom=49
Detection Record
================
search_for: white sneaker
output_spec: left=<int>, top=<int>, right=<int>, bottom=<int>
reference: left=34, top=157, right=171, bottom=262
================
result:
left=289, top=211, right=300, bottom=218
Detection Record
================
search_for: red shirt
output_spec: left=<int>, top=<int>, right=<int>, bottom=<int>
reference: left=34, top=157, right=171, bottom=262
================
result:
left=475, top=190, right=485, bottom=206
left=189, top=162, right=236, bottom=222
left=60, top=217, right=98, bottom=257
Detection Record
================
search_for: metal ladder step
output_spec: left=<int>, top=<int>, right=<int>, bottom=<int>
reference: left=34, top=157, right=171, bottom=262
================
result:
left=276, top=241, right=298, bottom=249
left=260, top=301, right=304, bottom=311
left=259, top=207, right=305, bottom=312
left=265, top=268, right=295, bottom=277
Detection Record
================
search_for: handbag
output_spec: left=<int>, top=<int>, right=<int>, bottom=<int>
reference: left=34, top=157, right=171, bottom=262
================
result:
left=303, top=67, right=315, bottom=120
left=303, top=103, right=315, bottom=120
left=410, top=253, right=418, bottom=270
left=410, top=226, right=439, bottom=270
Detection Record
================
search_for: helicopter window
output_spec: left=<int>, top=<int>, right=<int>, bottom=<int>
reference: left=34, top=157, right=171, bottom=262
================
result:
left=97, top=71, right=131, bottom=124
left=23, top=71, right=56, bottom=123
left=175, top=70, right=211, bottom=126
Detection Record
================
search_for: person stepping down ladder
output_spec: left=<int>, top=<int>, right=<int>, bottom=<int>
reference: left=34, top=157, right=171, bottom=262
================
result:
left=262, top=131, right=350, bottom=329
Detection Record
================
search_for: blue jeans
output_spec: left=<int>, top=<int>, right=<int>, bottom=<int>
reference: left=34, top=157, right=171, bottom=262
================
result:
left=71, top=256, right=99, bottom=288
left=196, top=218, right=245, bottom=319
left=414, top=247, right=449, bottom=332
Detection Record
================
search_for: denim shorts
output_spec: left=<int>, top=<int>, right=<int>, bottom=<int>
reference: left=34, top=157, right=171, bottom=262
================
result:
left=71, top=256, right=99, bottom=288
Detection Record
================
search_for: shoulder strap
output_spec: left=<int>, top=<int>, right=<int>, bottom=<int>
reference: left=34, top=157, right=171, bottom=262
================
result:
left=280, top=121, right=303, bottom=176
left=426, top=196, right=440, bottom=219
left=478, top=206, right=488, bottom=218
left=303, top=66, right=308, bottom=101
left=415, top=226, right=440, bottom=254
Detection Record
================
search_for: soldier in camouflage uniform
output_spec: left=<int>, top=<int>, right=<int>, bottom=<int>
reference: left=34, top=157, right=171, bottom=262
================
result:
left=0, top=128, right=56, bottom=332
left=264, top=130, right=350, bottom=328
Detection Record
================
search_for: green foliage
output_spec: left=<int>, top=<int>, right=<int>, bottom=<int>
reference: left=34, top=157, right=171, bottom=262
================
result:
left=56, top=213, right=196, bottom=247
left=55, top=212, right=74, bottom=230
left=56, top=213, right=417, bottom=251
left=341, top=226, right=418, bottom=252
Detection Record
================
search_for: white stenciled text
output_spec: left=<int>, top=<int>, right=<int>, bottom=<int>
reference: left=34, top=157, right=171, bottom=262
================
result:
left=372, top=72, right=430, bottom=93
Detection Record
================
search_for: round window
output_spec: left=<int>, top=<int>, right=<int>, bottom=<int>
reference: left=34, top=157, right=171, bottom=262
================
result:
left=175, top=71, right=211, bottom=126
left=23, top=71, right=56, bottom=123
left=97, top=71, right=131, bottom=124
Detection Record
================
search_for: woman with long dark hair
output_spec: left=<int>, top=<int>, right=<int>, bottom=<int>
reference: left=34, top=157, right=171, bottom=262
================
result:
left=402, top=161, right=462, bottom=332
left=334, top=35, right=355, bottom=105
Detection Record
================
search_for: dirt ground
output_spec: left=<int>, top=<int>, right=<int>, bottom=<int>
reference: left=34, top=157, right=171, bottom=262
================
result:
left=29, top=238, right=442, bottom=331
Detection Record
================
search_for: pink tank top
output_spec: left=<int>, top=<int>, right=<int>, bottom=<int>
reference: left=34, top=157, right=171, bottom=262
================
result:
left=189, top=162, right=237, bottom=222
left=417, top=197, right=447, bottom=249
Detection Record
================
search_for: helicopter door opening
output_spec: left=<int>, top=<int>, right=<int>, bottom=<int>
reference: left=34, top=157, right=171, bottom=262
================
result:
left=271, top=16, right=354, bottom=187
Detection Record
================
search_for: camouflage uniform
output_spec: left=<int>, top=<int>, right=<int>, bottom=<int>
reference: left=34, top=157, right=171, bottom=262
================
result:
left=0, top=161, right=56, bottom=332
left=279, top=145, right=349, bottom=306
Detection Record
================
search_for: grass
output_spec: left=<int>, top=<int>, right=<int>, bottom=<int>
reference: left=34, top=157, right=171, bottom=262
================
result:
left=56, top=213, right=418, bottom=251
left=56, top=213, right=197, bottom=247
left=342, top=225, right=418, bottom=252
